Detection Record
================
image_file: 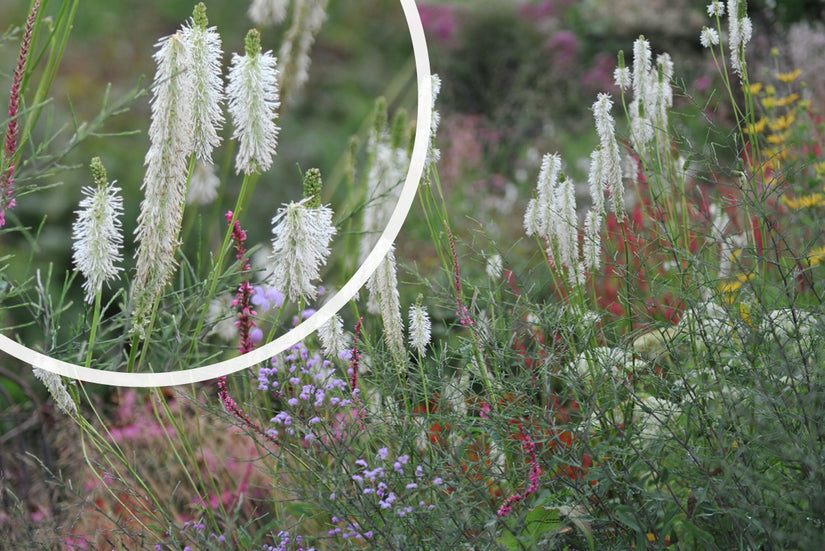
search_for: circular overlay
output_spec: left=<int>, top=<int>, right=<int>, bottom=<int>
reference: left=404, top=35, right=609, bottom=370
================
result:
left=1, top=0, right=432, bottom=388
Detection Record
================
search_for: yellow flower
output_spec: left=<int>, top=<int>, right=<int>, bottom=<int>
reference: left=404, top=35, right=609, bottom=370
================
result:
left=813, top=161, right=825, bottom=175
left=718, top=273, right=754, bottom=296
left=765, top=85, right=776, bottom=96
left=805, top=245, right=825, bottom=266
left=762, top=97, right=777, bottom=109
left=738, top=303, right=754, bottom=326
left=799, top=99, right=812, bottom=111
left=781, top=193, right=825, bottom=209
left=766, top=130, right=791, bottom=144
left=768, top=112, right=796, bottom=132
left=774, top=93, right=800, bottom=107
left=745, top=82, right=763, bottom=95
left=744, top=118, right=767, bottom=134
left=776, top=69, right=802, bottom=83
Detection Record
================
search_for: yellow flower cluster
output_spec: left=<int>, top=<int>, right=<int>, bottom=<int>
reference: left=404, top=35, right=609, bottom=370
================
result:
left=805, top=244, right=825, bottom=266
left=718, top=272, right=754, bottom=297
left=742, top=67, right=809, bottom=179
left=781, top=192, right=825, bottom=210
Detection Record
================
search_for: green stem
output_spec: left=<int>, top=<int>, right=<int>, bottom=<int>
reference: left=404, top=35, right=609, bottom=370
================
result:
left=84, top=291, right=102, bottom=368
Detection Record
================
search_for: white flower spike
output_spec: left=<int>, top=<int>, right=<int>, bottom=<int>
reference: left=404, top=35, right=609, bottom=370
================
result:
left=269, top=168, right=336, bottom=303
left=227, top=29, right=281, bottom=175
left=72, top=157, right=124, bottom=304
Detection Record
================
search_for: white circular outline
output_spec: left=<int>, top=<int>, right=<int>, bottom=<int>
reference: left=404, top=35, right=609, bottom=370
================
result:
left=2, top=0, right=431, bottom=388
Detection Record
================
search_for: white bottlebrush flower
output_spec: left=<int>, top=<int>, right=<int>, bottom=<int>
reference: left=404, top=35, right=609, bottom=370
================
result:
left=318, top=313, right=349, bottom=360
left=278, top=0, right=328, bottom=103
left=586, top=149, right=605, bottom=215
left=133, top=32, right=194, bottom=333
left=269, top=169, right=336, bottom=303
left=72, top=157, right=123, bottom=304
left=552, top=174, right=578, bottom=272
left=366, top=247, right=404, bottom=361
left=359, top=139, right=409, bottom=267
left=583, top=209, right=602, bottom=271
left=592, top=93, right=623, bottom=218
left=524, top=152, right=561, bottom=240
left=700, top=26, right=720, bottom=48
left=423, top=74, right=442, bottom=186
left=248, top=0, right=289, bottom=26
left=651, top=53, right=674, bottom=150
left=727, top=0, right=751, bottom=78
left=629, top=36, right=655, bottom=153
left=707, top=1, right=724, bottom=16
left=182, top=3, right=224, bottom=163
left=408, top=299, right=431, bottom=357
left=613, top=66, right=631, bottom=90
left=186, top=159, right=221, bottom=205
left=227, top=29, right=281, bottom=175
left=631, top=36, right=652, bottom=107
left=485, top=253, right=503, bottom=280
left=33, top=367, right=77, bottom=416
left=523, top=198, right=540, bottom=237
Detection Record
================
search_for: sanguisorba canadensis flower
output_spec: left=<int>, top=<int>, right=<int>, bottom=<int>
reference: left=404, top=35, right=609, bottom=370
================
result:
left=592, top=93, right=624, bottom=219
left=408, top=296, right=431, bottom=357
left=727, top=0, right=752, bottom=79
left=132, top=30, right=194, bottom=334
left=422, top=74, right=442, bottom=186
left=269, top=168, right=336, bottom=303
left=248, top=0, right=289, bottom=26
left=278, top=0, right=328, bottom=104
left=132, top=4, right=225, bottom=334
left=227, top=29, right=281, bottom=175
left=367, top=245, right=404, bottom=362
left=183, top=3, right=225, bottom=163
left=32, top=367, right=77, bottom=416
left=318, top=313, right=349, bottom=360
left=72, top=157, right=124, bottom=303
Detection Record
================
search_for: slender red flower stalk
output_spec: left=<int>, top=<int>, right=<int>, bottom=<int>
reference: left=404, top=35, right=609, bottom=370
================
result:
left=348, top=317, right=365, bottom=420
left=217, top=211, right=276, bottom=444
left=497, top=425, right=541, bottom=517
left=446, top=226, right=473, bottom=326
left=1, top=0, right=41, bottom=227
left=226, top=210, right=257, bottom=353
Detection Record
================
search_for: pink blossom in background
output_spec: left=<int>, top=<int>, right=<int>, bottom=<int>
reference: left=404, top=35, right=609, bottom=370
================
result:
left=519, top=0, right=574, bottom=20
left=546, top=30, right=580, bottom=72
left=582, top=53, right=617, bottom=93
left=695, top=75, right=711, bottom=92
left=417, top=3, right=457, bottom=43
left=440, top=115, right=484, bottom=184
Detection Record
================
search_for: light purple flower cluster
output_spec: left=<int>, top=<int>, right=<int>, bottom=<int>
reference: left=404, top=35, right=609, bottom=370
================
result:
left=327, top=447, right=441, bottom=543
left=156, top=520, right=227, bottom=550
left=259, top=341, right=356, bottom=441
left=265, top=530, right=315, bottom=551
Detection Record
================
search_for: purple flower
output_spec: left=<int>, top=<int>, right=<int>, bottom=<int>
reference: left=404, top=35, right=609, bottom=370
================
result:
left=251, top=285, right=284, bottom=311
left=377, top=447, right=389, bottom=460
left=433, top=477, right=443, bottom=486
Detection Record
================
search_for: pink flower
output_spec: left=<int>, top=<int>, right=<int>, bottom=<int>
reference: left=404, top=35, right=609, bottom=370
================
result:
left=418, top=4, right=457, bottom=42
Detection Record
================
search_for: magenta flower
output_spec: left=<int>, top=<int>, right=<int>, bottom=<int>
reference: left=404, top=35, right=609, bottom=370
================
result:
left=1, top=0, right=41, bottom=227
